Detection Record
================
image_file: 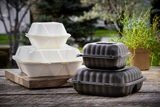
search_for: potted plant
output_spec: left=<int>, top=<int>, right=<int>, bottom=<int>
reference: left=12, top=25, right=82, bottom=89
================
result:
left=110, top=7, right=160, bottom=70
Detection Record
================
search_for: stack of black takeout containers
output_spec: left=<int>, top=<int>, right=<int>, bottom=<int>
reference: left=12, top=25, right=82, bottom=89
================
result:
left=68, top=42, right=146, bottom=97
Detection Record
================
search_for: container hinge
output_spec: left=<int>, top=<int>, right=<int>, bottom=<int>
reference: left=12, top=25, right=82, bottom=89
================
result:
left=67, top=78, right=81, bottom=84
left=77, top=54, right=83, bottom=57
left=104, top=83, right=114, bottom=86
left=72, top=80, right=80, bottom=84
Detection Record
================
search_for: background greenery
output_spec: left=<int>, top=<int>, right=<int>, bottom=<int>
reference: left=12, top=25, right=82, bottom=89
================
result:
left=0, top=0, right=159, bottom=68
left=95, top=29, right=118, bottom=37
left=34, top=0, right=100, bottom=47
left=0, top=29, right=118, bottom=44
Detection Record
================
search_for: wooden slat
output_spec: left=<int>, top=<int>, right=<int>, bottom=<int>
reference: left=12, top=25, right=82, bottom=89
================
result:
left=0, top=67, right=160, bottom=106
left=5, top=69, right=72, bottom=88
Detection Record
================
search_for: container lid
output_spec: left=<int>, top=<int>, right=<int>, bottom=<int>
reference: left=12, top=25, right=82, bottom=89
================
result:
left=78, top=42, right=131, bottom=59
left=68, top=66, right=146, bottom=87
left=13, top=45, right=82, bottom=63
left=77, top=52, right=131, bottom=59
left=26, top=22, right=71, bottom=37
left=68, top=76, right=146, bottom=87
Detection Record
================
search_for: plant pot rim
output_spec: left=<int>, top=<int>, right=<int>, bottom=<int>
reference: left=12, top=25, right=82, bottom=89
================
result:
left=128, top=47, right=150, bottom=53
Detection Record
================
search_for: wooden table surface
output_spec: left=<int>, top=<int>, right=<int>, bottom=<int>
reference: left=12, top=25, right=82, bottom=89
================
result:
left=0, top=67, right=160, bottom=107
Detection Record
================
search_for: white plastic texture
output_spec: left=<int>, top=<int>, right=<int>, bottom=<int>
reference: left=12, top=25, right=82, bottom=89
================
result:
left=15, top=60, right=82, bottom=77
left=13, top=45, right=83, bottom=77
left=26, top=22, right=71, bottom=49
left=13, top=45, right=82, bottom=63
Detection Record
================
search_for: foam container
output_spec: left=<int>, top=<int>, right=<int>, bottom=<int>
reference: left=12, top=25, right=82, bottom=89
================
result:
left=13, top=45, right=81, bottom=63
left=13, top=45, right=83, bottom=77
left=14, top=60, right=82, bottom=77
left=68, top=66, right=146, bottom=97
left=77, top=42, right=131, bottom=69
left=26, top=22, right=71, bottom=49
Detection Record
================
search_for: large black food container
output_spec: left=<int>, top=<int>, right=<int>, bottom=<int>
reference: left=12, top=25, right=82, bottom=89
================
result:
left=77, top=42, right=131, bottom=69
left=68, top=66, right=146, bottom=97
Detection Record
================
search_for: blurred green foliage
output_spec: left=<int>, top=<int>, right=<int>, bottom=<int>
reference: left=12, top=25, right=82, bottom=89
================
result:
left=95, top=29, right=118, bottom=37
left=110, top=7, right=160, bottom=66
left=34, top=0, right=100, bottom=47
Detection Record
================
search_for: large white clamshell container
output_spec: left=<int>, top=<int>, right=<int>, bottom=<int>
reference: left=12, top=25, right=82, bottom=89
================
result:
left=26, top=22, right=71, bottom=49
left=13, top=45, right=83, bottom=77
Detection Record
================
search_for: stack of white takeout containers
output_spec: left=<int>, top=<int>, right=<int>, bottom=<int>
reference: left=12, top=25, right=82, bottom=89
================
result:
left=13, top=22, right=83, bottom=77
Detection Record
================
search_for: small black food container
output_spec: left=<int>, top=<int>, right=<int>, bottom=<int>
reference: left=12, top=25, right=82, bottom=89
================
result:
left=77, top=42, right=131, bottom=69
left=68, top=66, right=146, bottom=97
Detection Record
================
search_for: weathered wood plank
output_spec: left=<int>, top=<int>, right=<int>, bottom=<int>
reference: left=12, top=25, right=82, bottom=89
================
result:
left=0, top=67, right=160, bottom=107
left=0, top=93, right=160, bottom=107
left=4, top=70, right=72, bottom=88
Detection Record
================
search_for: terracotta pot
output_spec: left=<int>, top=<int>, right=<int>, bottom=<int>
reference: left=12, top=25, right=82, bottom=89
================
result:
left=128, top=47, right=151, bottom=71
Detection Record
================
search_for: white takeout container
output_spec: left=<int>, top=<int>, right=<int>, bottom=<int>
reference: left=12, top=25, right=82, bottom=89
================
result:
left=13, top=45, right=81, bottom=63
left=13, top=45, right=83, bottom=77
left=26, top=22, right=71, bottom=49
left=14, top=60, right=82, bottom=77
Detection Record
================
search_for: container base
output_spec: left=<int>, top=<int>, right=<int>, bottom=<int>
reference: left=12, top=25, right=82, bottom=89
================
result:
left=73, top=82, right=143, bottom=97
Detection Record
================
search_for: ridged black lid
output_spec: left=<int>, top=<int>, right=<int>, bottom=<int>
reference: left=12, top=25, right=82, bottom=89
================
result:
left=78, top=42, right=131, bottom=59
left=69, top=66, right=146, bottom=86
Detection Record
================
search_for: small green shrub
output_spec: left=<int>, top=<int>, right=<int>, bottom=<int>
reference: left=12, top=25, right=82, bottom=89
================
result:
left=110, top=7, right=160, bottom=66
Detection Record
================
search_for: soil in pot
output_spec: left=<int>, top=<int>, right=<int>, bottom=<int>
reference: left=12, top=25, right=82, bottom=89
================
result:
left=128, top=47, right=151, bottom=71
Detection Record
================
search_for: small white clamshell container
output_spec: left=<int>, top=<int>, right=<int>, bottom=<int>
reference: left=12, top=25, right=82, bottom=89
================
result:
left=13, top=45, right=82, bottom=77
left=26, top=22, right=71, bottom=49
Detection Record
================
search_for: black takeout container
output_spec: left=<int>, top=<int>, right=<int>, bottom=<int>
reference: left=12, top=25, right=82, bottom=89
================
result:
left=77, top=42, right=131, bottom=70
left=68, top=66, right=146, bottom=97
